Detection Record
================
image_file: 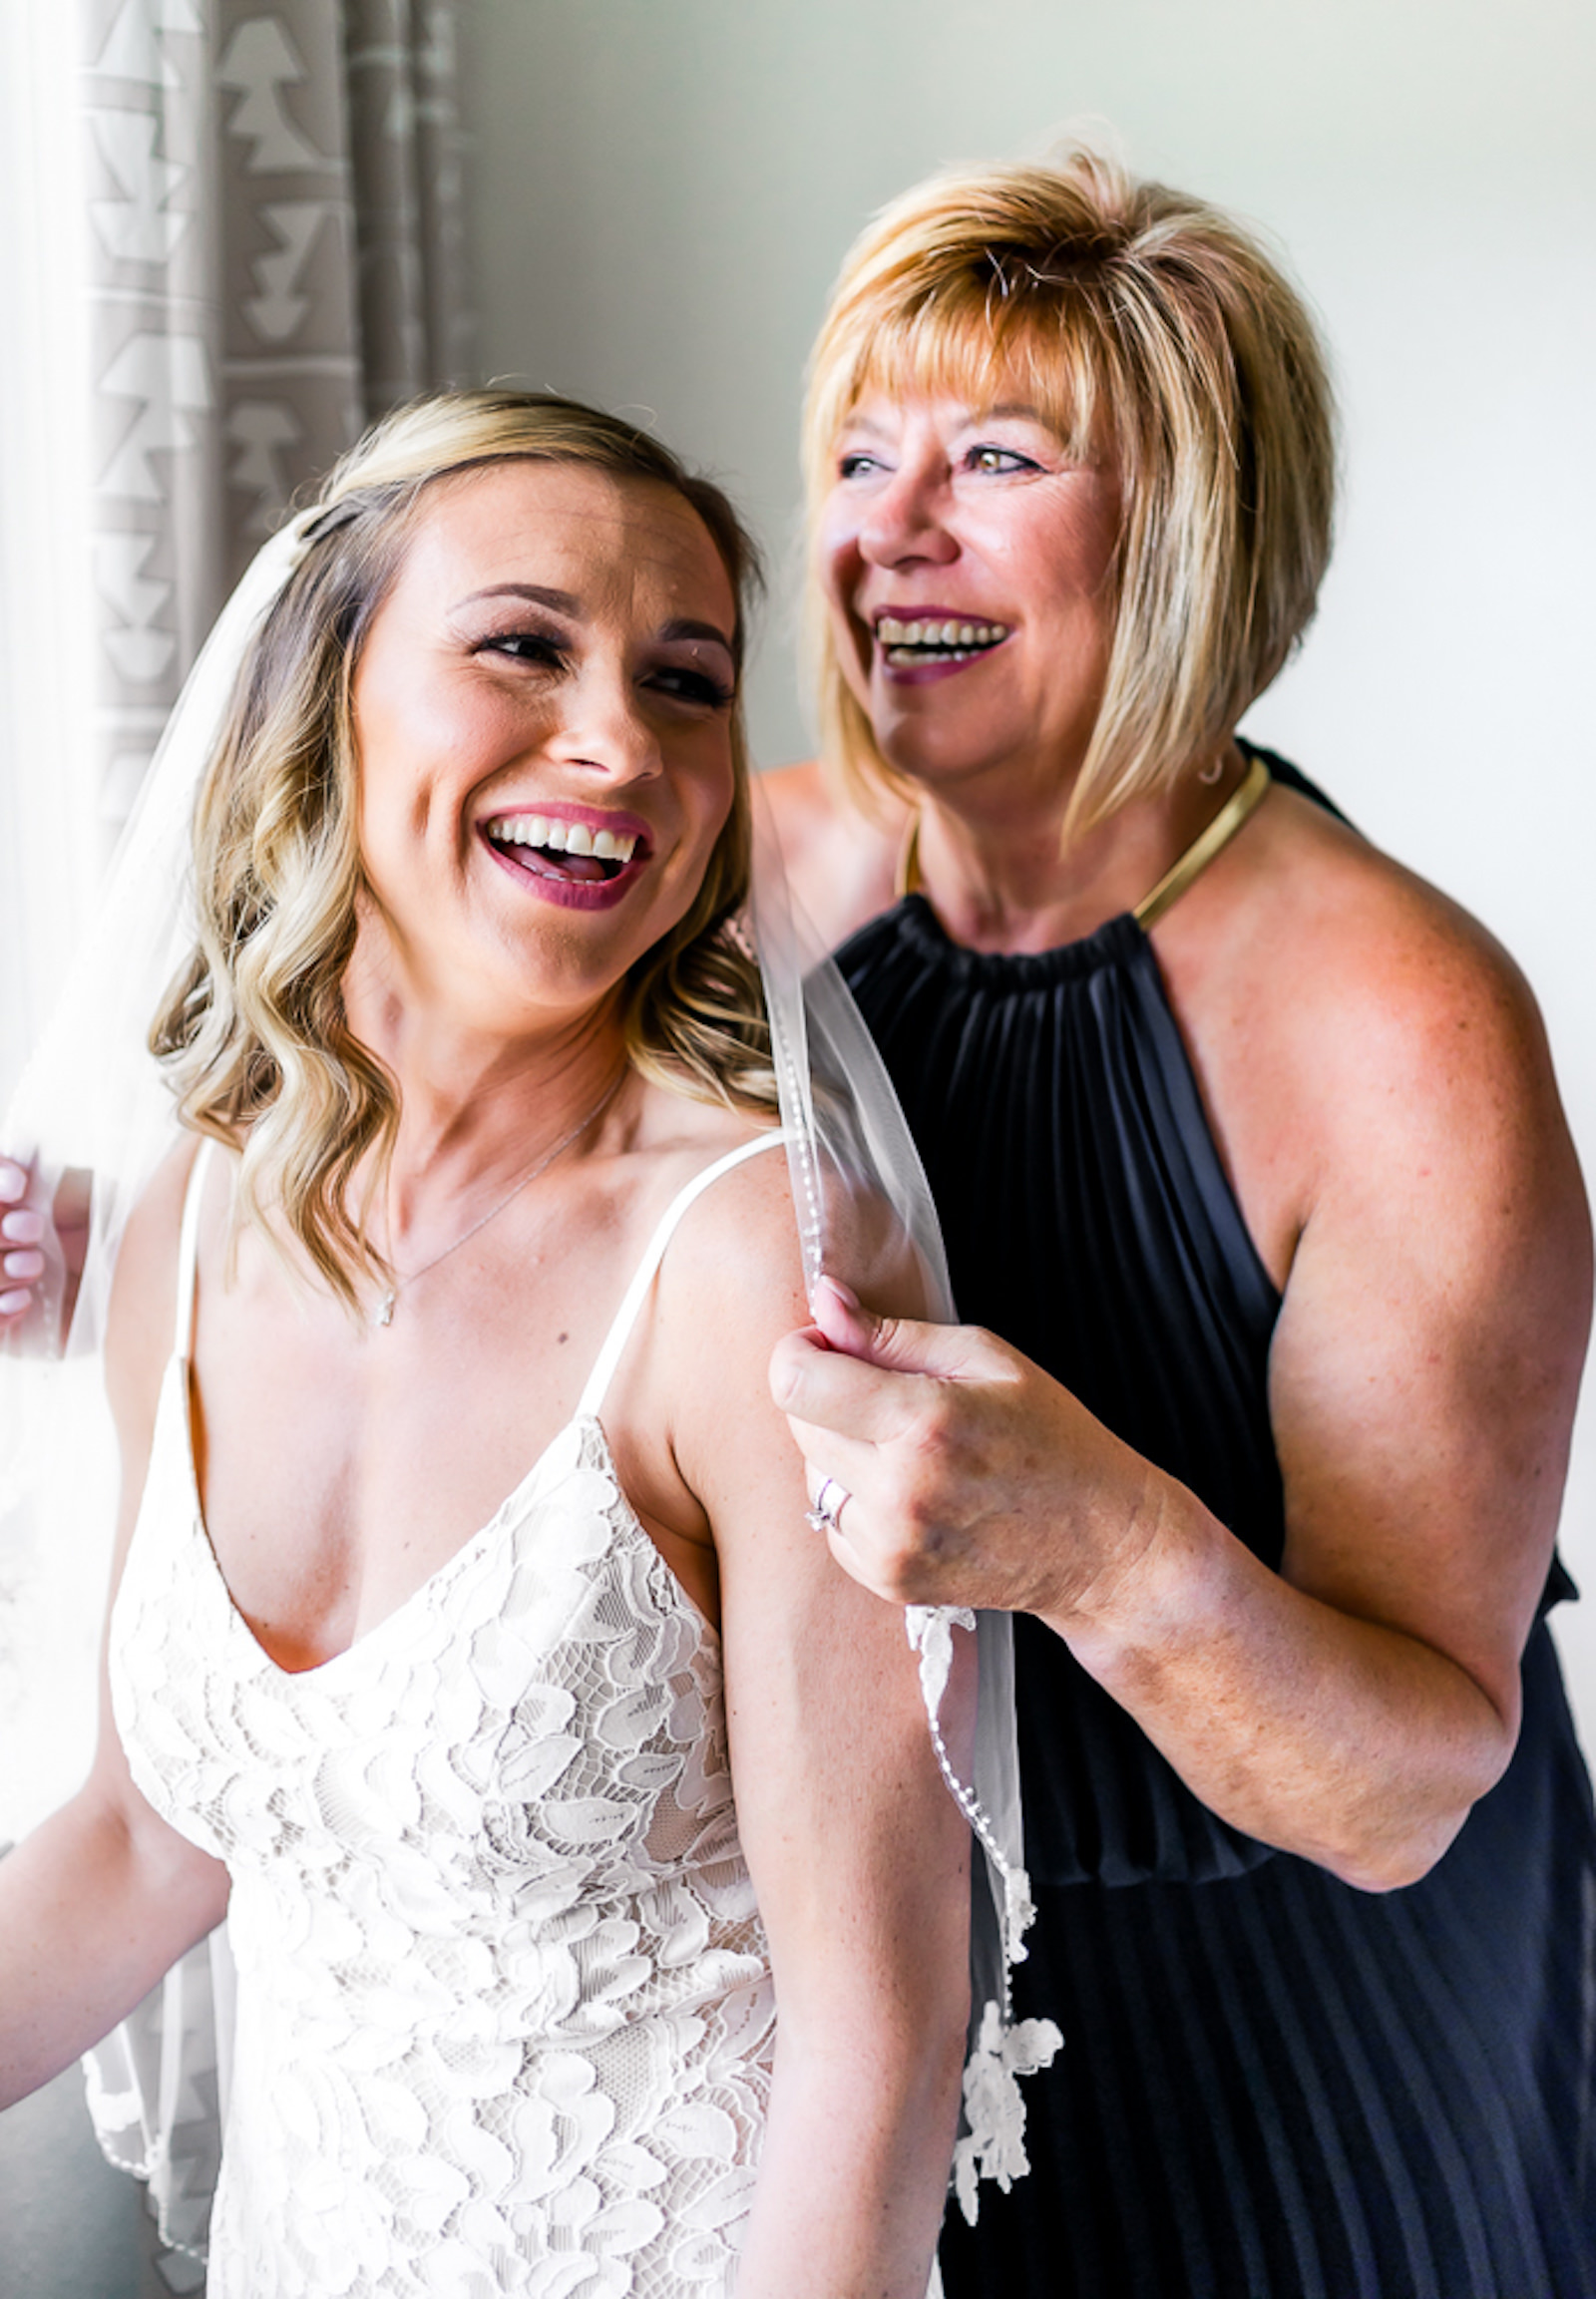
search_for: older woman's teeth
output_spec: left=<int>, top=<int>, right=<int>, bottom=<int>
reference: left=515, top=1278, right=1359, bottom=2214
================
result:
left=486, top=815, right=638, bottom=865
left=876, top=616, right=1010, bottom=665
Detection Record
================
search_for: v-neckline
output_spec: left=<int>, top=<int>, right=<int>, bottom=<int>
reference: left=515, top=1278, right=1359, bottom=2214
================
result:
left=161, top=1353, right=716, bottom=1684
left=156, top=1131, right=788, bottom=1685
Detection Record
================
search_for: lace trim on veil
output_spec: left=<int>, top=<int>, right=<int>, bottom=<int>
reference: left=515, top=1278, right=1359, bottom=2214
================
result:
left=906, top=1605, right=1061, bottom=2223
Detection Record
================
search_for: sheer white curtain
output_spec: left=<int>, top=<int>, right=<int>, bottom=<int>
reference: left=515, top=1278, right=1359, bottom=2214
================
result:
left=0, top=0, right=103, bottom=1864
left=0, top=6, right=94, bottom=1118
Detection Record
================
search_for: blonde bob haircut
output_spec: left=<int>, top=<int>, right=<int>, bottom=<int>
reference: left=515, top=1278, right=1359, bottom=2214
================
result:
left=803, top=149, right=1337, bottom=837
left=153, top=389, right=772, bottom=1314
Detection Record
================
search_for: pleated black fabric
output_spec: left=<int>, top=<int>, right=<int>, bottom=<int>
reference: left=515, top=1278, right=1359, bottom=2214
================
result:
left=836, top=749, right=1596, bottom=2298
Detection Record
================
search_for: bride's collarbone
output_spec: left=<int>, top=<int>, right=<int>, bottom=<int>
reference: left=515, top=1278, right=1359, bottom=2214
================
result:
left=187, top=1234, right=692, bottom=1666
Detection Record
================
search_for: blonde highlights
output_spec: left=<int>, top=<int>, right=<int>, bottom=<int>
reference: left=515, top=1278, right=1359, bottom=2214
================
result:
left=152, top=391, right=771, bottom=1313
left=803, top=150, right=1337, bottom=835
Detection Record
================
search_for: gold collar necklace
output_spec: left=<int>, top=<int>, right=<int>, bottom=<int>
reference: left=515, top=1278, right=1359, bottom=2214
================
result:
left=891, top=752, right=1272, bottom=927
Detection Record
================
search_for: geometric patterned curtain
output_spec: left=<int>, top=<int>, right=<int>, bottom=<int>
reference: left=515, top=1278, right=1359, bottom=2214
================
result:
left=82, top=0, right=472, bottom=843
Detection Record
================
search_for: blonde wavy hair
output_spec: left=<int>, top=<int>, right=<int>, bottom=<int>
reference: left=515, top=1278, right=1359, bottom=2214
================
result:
left=152, top=390, right=773, bottom=1312
left=803, top=149, right=1337, bottom=837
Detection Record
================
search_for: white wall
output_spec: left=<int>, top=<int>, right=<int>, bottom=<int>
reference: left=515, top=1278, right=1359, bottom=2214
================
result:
left=457, top=0, right=1596, bottom=1741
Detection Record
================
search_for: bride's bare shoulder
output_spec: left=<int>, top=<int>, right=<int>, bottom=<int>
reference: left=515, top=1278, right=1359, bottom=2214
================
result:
left=623, top=1091, right=803, bottom=1333
left=759, top=760, right=906, bottom=952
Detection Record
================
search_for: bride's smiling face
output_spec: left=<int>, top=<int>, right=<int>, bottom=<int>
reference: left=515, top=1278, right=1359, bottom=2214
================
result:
left=350, top=458, right=740, bottom=1033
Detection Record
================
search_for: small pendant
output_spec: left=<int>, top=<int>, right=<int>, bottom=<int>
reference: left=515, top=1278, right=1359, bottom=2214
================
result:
left=376, top=1289, right=396, bottom=1328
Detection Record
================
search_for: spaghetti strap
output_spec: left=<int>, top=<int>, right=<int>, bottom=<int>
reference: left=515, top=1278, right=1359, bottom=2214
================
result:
left=174, top=1138, right=214, bottom=1360
left=1133, top=752, right=1271, bottom=931
left=577, top=1130, right=789, bottom=1422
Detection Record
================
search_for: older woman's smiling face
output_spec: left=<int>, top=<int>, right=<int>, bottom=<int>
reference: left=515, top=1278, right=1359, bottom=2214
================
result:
left=350, top=458, right=739, bottom=1037
left=819, top=391, right=1121, bottom=808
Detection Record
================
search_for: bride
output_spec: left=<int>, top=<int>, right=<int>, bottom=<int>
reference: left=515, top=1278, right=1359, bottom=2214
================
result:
left=0, top=391, right=969, bottom=2296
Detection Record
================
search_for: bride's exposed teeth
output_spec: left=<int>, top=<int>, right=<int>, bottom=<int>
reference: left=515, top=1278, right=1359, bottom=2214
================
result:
left=875, top=613, right=1011, bottom=664
left=485, top=814, right=639, bottom=867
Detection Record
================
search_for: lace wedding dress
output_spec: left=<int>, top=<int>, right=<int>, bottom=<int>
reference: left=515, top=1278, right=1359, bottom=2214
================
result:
left=109, top=1135, right=786, bottom=2299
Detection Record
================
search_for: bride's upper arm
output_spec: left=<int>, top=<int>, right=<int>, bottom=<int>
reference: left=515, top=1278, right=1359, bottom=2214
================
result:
left=658, top=1152, right=968, bottom=2033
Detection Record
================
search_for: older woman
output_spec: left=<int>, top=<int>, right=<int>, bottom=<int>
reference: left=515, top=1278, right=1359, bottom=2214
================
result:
left=767, top=155, right=1596, bottom=2296
left=0, top=391, right=968, bottom=2297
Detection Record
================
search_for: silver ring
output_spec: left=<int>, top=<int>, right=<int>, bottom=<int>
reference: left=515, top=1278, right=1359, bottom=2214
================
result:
left=805, top=1476, right=851, bottom=1535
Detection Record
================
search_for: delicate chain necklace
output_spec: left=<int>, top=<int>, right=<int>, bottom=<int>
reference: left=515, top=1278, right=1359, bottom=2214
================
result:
left=373, top=1068, right=624, bottom=1328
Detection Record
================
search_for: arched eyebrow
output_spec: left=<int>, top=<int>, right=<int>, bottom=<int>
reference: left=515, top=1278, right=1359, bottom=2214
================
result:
left=659, top=617, right=735, bottom=656
left=453, top=588, right=733, bottom=657
left=456, top=582, right=581, bottom=615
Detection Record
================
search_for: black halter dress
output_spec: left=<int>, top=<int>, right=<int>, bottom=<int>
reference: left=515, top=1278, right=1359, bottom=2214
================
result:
left=835, top=748, right=1596, bottom=2299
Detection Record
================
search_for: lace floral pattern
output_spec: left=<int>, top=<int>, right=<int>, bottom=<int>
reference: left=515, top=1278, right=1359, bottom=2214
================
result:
left=905, top=1605, right=1061, bottom=2225
left=111, top=1379, right=775, bottom=2298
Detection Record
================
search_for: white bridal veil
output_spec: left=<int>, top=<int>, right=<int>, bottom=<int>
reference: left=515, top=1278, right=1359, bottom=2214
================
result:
left=0, top=493, right=1054, bottom=2265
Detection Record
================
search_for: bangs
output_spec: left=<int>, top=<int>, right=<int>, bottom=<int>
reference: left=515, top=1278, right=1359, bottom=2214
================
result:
left=803, top=153, right=1336, bottom=836
left=821, top=272, right=1108, bottom=468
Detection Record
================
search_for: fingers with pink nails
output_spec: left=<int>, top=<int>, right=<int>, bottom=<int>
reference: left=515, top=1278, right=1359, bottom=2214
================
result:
left=0, top=1158, right=50, bottom=1321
